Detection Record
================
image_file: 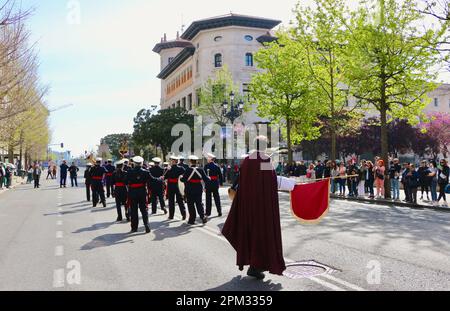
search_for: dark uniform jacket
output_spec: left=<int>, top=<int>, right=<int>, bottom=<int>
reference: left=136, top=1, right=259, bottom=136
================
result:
left=204, top=162, right=223, bottom=190
left=178, top=162, right=189, bottom=171
left=149, top=165, right=164, bottom=192
left=84, top=168, right=92, bottom=185
left=90, top=165, right=107, bottom=184
left=69, top=165, right=79, bottom=177
left=164, top=165, right=185, bottom=191
left=125, top=167, right=152, bottom=198
left=112, top=169, right=127, bottom=189
left=105, top=164, right=115, bottom=180
left=181, top=166, right=210, bottom=196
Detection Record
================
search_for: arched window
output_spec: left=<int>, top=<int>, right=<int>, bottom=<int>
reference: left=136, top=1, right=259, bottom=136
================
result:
left=245, top=53, right=253, bottom=67
left=214, top=53, right=222, bottom=68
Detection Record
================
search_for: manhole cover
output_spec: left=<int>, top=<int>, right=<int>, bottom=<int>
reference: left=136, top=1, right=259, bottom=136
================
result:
left=283, top=260, right=337, bottom=279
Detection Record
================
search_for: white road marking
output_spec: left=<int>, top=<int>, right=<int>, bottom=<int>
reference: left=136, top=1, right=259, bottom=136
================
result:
left=309, top=276, right=346, bottom=291
left=170, top=215, right=366, bottom=292
left=58, top=208, right=63, bottom=212
left=56, top=231, right=64, bottom=239
left=320, top=274, right=366, bottom=291
left=55, top=246, right=64, bottom=257
left=57, top=220, right=63, bottom=226
left=53, top=269, right=65, bottom=288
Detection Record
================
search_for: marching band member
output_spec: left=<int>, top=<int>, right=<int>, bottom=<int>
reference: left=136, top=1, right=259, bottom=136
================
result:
left=164, top=155, right=187, bottom=220
left=149, top=157, right=168, bottom=215
left=204, top=153, right=223, bottom=217
left=181, top=155, right=210, bottom=225
left=112, top=160, right=128, bottom=222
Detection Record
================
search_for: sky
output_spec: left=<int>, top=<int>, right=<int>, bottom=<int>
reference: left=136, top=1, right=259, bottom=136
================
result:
left=20, top=0, right=449, bottom=157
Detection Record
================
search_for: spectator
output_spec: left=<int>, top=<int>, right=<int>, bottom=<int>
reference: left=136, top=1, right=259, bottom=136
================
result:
left=437, top=159, right=449, bottom=207
left=428, top=161, right=439, bottom=206
left=26, top=165, right=33, bottom=184
left=374, top=160, right=386, bottom=198
left=0, top=162, right=5, bottom=189
left=276, top=162, right=283, bottom=176
left=296, top=161, right=307, bottom=181
left=69, top=162, right=79, bottom=187
left=338, top=162, right=347, bottom=196
left=33, top=164, right=42, bottom=189
left=314, top=160, right=324, bottom=179
left=349, top=167, right=359, bottom=197
left=401, top=163, right=411, bottom=203
left=418, top=160, right=431, bottom=201
left=52, top=165, right=57, bottom=179
left=365, top=161, right=375, bottom=199
left=60, top=160, right=69, bottom=188
left=323, top=161, right=331, bottom=180
left=330, top=161, right=339, bottom=194
left=46, top=165, right=53, bottom=180
left=389, top=158, right=401, bottom=201
left=407, top=164, right=420, bottom=204
left=306, top=163, right=316, bottom=181
left=4, top=165, right=12, bottom=188
left=357, top=161, right=366, bottom=197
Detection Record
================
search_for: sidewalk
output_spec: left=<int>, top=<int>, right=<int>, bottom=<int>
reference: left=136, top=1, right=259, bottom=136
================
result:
left=330, top=192, right=450, bottom=212
left=0, top=176, right=25, bottom=196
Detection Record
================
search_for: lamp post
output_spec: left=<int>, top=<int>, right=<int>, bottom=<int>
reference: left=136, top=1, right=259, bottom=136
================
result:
left=222, top=92, right=244, bottom=163
left=222, top=91, right=244, bottom=124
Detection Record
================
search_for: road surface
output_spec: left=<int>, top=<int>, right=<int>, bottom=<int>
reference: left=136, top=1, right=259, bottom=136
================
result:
left=0, top=176, right=449, bottom=291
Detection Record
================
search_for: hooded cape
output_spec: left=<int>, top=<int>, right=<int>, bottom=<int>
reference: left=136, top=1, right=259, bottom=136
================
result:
left=222, top=151, right=286, bottom=275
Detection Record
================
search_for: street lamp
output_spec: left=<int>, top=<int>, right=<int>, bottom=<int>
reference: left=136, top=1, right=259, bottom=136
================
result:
left=222, top=91, right=244, bottom=123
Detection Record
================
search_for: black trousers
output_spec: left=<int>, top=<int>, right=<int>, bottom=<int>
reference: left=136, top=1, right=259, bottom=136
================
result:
left=438, top=184, right=447, bottom=202
left=92, top=182, right=106, bottom=206
left=168, top=188, right=186, bottom=218
left=403, top=182, right=411, bottom=202
left=187, top=193, right=205, bottom=224
left=106, top=179, right=114, bottom=198
left=130, top=193, right=149, bottom=231
left=60, top=174, right=67, bottom=187
left=206, top=188, right=221, bottom=216
left=85, top=183, right=91, bottom=201
left=70, top=176, right=78, bottom=187
left=115, top=187, right=128, bottom=219
left=151, top=190, right=166, bottom=213
left=410, top=187, right=418, bottom=204
left=34, top=176, right=40, bottom=188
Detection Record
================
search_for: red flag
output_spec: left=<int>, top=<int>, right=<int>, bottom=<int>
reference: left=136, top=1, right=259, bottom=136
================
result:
left=290, top=179, right=330, bottom=224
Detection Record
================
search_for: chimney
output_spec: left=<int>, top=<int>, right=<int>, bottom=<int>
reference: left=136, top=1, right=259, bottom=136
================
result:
left=161, top=37, right=163, bottom=43
left=176, top=31, right=180, bottom=40
left=164, top=33, right=167, bottom=42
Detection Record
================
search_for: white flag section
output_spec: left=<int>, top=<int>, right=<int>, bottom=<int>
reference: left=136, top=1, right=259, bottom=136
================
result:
left=277, top=176, right=296, bottom=192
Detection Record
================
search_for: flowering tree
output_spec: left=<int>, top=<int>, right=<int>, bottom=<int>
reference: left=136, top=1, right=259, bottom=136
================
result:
left=421, top=112, right=450, bottom=158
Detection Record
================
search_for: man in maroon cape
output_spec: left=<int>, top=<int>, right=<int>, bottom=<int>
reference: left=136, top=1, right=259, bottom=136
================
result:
left=222, top=136, right=286, bottom=280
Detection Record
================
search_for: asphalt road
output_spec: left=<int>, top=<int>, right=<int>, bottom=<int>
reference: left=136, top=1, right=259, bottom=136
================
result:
left=0, top=175, right=449, bottom=291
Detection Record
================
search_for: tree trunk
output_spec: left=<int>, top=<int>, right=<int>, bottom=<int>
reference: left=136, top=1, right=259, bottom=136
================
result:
left=8, top=144, right=14, bottom=164
left=380, top=106, right=391, bottom=199
left=287, top=117, right=293, bottom=164
left=331, top=128, right=337, bottom=161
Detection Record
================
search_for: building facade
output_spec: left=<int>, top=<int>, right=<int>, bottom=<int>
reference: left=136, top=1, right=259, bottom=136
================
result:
left=153, top=14, right=281, bottom=123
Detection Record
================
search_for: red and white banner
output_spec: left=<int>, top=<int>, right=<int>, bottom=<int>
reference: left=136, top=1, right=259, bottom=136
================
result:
left=290, top=179, right=330, bottom=224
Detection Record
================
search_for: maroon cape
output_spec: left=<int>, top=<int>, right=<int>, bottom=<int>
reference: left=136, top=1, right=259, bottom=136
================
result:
left=222, top=151, right=286, bottom=275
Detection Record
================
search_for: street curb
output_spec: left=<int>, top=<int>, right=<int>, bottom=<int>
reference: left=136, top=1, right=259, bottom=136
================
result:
left=330, top=195, right=450, bottom=213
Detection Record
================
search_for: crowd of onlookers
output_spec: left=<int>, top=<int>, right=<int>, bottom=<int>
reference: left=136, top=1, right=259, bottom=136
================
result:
left=277, top=157, right=450, bottom=207
left=0, top=162, right=14, bottom=190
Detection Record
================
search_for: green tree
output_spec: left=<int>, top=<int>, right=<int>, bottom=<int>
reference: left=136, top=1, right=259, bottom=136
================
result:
left=292, top=0, right=361, bottom=161
left=132, top=107, right=194, bottom=160
left=249, top=32, right=323, bottom=164
left=343, top=0, right=442, bottom=198
left=197, top=66, right=248, bottom=125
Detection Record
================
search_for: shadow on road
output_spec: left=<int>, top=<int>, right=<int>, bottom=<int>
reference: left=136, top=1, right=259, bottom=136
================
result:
left=207, top=276, right=283, bottom=291
left=73, top=221, right=116, bottom=234
left=151, top=220, right=192, bottom=241
left=80, top=232, right=139, bottom=250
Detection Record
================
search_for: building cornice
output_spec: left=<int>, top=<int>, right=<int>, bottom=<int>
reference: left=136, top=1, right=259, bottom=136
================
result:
left=157, top=47, right=196, bottom=80
left=181, top=14, right=281, bottom=41
left=152, top=40, right=194, bottom=54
